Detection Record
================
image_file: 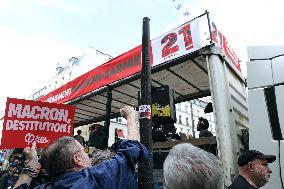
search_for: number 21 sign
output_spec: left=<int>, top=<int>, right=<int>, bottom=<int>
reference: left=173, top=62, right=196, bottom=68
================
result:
left=152, top=19, right=204, bottom=66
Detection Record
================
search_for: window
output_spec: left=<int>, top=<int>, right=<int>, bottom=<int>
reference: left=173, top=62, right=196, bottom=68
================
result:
left=177, top=104, right=181, bottom=110
left=185, top=105, right=188, bottom=112
left=179, top=115, right=182, bottom=124
left=187, top=129, right=190, bottom=134
left=116, top=117, right=122, bottom=123
left=196, top=100, right=200, bottom=106
left=186, top=117, right=189, bottom=126
left=54, top=81, right=57, bottom=89
left=196, top=110, right=200, bottom=117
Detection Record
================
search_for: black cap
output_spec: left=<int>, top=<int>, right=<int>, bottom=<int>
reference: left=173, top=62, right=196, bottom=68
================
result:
left=238, top=150, right=276, bottom=166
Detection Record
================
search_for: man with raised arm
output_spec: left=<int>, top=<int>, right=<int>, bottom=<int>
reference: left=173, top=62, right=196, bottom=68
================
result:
left=13, top=106, right=149, bottom=189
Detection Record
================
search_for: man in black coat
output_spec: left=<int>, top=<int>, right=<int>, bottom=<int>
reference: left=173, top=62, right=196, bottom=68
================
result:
left=229, top=150, right=276, bottom=189
left=197, top=117, right=213, bottom=138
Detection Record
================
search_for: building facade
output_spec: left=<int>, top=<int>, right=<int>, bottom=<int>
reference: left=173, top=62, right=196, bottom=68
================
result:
left=28, top=47, right=112, bottom=100
left=174, top=99, right=215, bottom=139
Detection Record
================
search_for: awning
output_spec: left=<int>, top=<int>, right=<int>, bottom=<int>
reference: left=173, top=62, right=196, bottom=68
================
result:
left=36, top=13, right=244, bottom=128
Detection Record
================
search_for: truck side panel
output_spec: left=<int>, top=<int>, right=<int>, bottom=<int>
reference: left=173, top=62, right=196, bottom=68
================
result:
left=225, top=64, right=249, bottom=150
left=206, top=46, right=243, bottom=186
left=247, top=46, right=284, bottom=189
left=248, top=88, right=282, bottom=189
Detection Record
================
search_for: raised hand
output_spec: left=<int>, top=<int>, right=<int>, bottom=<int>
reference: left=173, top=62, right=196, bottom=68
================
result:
left=23, top=141, right=38, bottom=167
left=120, top=106, right=135, bottom=120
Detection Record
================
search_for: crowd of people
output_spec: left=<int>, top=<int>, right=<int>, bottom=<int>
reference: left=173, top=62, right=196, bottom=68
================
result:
left=0, top=160, right=21, bottom=189
left=0, top=106, right=276, bottom=189
left=0, top=106, right=150, bottom=189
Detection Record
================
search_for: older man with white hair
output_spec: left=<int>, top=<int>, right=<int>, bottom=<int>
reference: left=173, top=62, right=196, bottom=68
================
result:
left=163, top=143, right=223, bottom=189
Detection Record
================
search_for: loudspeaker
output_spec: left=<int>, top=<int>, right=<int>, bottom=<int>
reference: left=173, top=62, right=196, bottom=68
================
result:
left=151, top=85, right=176, bottom=124
left=204, top=102, right=213, bottom=113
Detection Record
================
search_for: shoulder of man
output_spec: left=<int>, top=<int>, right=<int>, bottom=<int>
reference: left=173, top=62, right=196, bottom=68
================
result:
left=228, top=175, right=256, bottom=189
left=199, top=130, right=213, bottom=137
left=0, top=172, right=8, bottom=181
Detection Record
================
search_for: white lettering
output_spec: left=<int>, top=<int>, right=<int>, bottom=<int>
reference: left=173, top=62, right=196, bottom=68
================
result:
left=46, top=88, right=72, bottom=103
left=7, top=104, right=70, bottom=123
left=25, top=133, right=50, bottom=145
left=4, top=120, right=69, bottom=133
left=7, top=103, right=22, bottom=118
left=5, top=120, right=15, bottom=130
left=21, top=105, right=31, bottom=118
left=40, top=107, right=50, bottom=120
left=58, top=109, right=68, bottom=122
left=31, top=106, right=41, bottom=119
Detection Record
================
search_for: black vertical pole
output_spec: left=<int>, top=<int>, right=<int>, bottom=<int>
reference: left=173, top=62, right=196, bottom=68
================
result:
left=104, top=85, right=112, bottom=149
left=138, top=17, right=153, bottom=189
left=206, top=10, right=213, bottom=44
left=190, top=101, right=195, bottom=138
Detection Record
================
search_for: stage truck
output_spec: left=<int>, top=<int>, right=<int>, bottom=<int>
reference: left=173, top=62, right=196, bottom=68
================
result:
left=32, top=12, right=283, bottom=188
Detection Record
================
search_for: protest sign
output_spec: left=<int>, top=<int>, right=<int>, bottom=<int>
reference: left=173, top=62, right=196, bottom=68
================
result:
left=1, top=98, right=75, bottom=148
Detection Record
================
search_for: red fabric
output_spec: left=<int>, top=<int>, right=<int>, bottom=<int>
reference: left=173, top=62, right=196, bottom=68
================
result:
left=39, top=45, right=153, bottom=104
left=116, top=130, right=125, bottom=138
left=1, top=98, right=75, bottom=149
left=222, top=36, right=241, bottom=71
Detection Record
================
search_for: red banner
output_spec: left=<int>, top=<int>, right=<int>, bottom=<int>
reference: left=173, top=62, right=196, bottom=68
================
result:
left=211, top=21, right=241, bottom=71
left=1, top=98, right=75, bottom=149
left=39, top=45, right=153, bottom=104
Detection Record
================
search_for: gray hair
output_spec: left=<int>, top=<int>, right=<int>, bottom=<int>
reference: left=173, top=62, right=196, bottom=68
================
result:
left=163, top=143, right=223, bottom=189
left=91, top=149, right=111, bottom=166
left=43, top=136, right=80, bottom=179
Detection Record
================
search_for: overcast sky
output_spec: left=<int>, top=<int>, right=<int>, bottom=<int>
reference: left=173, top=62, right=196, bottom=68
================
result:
left=1, top=0, right=284, bottom=114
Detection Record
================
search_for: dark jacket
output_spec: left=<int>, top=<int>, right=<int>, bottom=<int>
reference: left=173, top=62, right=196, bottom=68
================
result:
left=0, top=172, right=10, bottom=189
left=0, top=172, right=17, bottom=189
left=199, top=130, right=216, bottom=155
left=199, top=129, right=213, bottom=138
left=228, top=175, right=257, bottom=189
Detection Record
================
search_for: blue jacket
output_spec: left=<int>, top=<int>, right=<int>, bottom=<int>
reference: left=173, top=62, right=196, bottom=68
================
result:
left=16, top=140, right=151, bottom=189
